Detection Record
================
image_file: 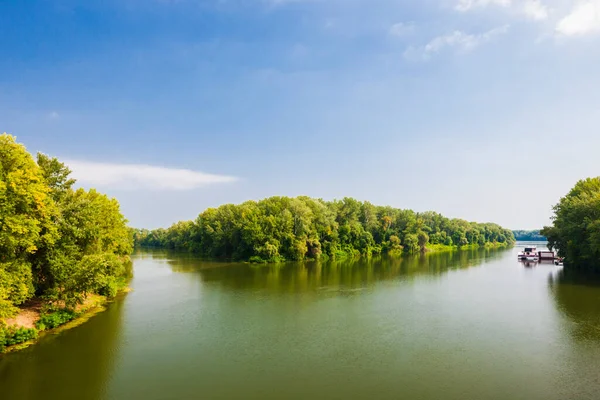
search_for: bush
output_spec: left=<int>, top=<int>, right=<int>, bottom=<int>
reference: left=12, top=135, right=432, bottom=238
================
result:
left=0, top=326, right=38, bottom=352
left=36, top=309, right=78, bottom=331
left=99, top=279, right=119, bottom=298
left=248, top=256, right=267, bottom=264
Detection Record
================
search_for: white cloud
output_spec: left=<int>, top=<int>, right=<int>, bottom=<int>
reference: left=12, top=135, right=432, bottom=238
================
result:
left=556, top=0, right=600, bottom=36
left=389, top=22, right=415, bottom=37
left=405, top=25, right=510, bottom=60
left=48, top=111, right=60, bottom=120
left=66, top=160, right=238, bottom=190
left=523, top=0, right=549, bottom=20
left=456, top=0, right=549, bottom=20
left=456, top=0, right=510, bottom=12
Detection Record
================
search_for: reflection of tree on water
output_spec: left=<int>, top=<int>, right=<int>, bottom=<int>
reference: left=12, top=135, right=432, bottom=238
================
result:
left=153, top=247, right=508, bottom=294
left=549, top=268, right=600, bottom=341
left=0, top=298, right=125, bottom=400
left=519, top=260, right=555, bottom=268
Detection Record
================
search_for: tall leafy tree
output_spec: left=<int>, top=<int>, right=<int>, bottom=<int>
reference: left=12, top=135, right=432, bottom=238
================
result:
left=0, top=134, right=134, bottom=317
left=542, top=177, right=600, bottom=270
left=0, top=134, right=56, bottom=317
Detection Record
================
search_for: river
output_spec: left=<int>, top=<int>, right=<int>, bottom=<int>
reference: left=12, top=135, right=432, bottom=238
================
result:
left=2, top=244, right=600, bottom=400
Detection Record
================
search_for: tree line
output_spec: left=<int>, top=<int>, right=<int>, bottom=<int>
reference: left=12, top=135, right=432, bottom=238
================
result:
left=512, top=230, right=546, bottom=241
left=542, top=177, right=600, bottom=271
left=0, top=134, right=133, bottom=321
left=134, top=196, right=515, bottom=262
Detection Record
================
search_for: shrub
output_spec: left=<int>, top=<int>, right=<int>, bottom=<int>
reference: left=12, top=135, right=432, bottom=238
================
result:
left=36, top=309, right=78, bottom=331
left=0, top=325, right=38, bottom=352
left=99, top=279, right=119, bottom=298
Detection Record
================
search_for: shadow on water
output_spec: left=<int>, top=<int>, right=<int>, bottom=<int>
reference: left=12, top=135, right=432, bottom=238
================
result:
left=0, top=298, right=125, bottom=400
left=549, top=268, right=600, bottom=341
left=137, top=247, right=509, bottom=294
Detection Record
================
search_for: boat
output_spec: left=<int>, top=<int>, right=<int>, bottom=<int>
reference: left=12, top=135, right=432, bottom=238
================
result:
left=518, top=247, right=539, bottom=261
left=554, top=257, right=564, bottom=266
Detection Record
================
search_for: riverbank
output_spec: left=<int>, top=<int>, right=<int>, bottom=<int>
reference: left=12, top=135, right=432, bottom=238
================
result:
left=0, top=289, right=130, bottom=354
left=425, top=242, right=513, bottom=253
left=140, top=241, right=514, bottom=265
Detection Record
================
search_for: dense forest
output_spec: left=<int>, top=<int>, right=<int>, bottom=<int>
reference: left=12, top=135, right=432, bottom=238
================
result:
left=134, top=197, right=515, bottom=262
left=542, top=177, right=600, bottom=271
left=512, top=230, right=546, bottom=241
left=1, top=134, right=132, bottom=350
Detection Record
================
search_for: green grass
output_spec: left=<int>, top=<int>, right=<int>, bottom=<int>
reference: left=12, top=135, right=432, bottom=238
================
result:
left=0, top=326, right=38, bottom=353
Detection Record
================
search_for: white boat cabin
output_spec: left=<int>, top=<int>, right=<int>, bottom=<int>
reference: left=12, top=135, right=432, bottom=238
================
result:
left=522, top=247, right=537, bottom=255
left=518, top=247, right=539, bottom=260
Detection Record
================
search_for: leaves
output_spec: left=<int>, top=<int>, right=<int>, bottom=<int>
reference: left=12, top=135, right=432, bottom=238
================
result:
left=0, top=134, right=133, bottom=320
left=134, top=196, right=515, bottom=262
left=542, top=177, right=600, bottom=270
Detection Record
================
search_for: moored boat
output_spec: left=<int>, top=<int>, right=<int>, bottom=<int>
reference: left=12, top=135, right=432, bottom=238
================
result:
left=518, top=247, right=539, bottom=261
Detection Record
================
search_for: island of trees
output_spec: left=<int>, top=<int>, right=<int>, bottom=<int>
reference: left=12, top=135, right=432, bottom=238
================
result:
left=512, top=230, right=546, bottom=241
left=1, top=134, right=133, bottom=352
left=134, top=197, right=515, bottom=262
left=542, top=177, right=600, bottom=271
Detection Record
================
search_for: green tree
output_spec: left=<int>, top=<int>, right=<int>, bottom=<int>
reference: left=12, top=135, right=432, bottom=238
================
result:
left=0, top=134, right=56, bottom=317
left=0, top=136, right=133, bottom=318
left=542, top=177, right=600, bottom=270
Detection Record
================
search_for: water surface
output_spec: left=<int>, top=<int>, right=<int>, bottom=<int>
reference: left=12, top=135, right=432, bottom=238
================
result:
left=2, top=244, right=600, bottom=400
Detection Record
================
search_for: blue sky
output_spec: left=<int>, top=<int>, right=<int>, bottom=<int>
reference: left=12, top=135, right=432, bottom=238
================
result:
left=2, top=0, right=600, bottom=229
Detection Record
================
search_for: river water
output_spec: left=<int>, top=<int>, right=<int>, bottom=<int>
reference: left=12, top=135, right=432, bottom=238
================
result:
left=2, top=244, right=600, bottom=400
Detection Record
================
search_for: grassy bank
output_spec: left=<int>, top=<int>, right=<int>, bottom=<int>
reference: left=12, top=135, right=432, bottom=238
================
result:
left=0, top=289, right=130, bottom=354
left=425, top=242, right=512, bottom=253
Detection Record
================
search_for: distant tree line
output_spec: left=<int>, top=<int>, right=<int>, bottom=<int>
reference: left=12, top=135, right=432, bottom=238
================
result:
left=0, top=134, right=133, bottom=321
left=542, top=177, right=600, bottom=271
left=512, top=230, right=546, bottom=241
left=134, top=197, right=515, bottom=262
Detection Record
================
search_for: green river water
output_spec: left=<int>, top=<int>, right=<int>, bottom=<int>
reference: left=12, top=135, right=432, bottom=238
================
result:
left=2, top=244, right=600, bottom=400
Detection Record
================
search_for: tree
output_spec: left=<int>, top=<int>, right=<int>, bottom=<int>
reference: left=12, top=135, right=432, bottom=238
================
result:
left=0, top=135, right=134, bottom=317
left=417, top=231, right=430, bottom=252
left=404, top=234, right=419, bottom=254
left=542, top=177, right=600, bottom=270
left=36, top=153, right=76, bottom=201
left=0, top=134, right=56, bottom=317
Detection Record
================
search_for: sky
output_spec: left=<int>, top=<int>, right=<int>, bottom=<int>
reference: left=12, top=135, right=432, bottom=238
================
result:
left=2, top=0, right=600, bottom=230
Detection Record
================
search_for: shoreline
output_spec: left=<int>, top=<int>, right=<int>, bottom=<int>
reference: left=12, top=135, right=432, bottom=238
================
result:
left=1, top=288, right=130, bottom=355
left=139, top=242, right=515, bottom=264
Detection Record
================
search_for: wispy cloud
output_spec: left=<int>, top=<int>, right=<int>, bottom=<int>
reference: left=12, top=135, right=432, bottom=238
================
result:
left=389, top=22, right=416, bottom=37
left=455, top=0, right=510, bottom=12
left=456, top=0, right=549, bottom=20
left=48, top=111, right=60, bottom=120
left=66, top=160, right=238, bottom=190
left=556, top=0, right=600, bottom=36
left=523, top=0, right=549, bottom=20
left=405, top=25, right=510, bottom=60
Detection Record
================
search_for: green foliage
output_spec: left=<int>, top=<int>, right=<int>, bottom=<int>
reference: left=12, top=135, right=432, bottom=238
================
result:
left=36, top=309, right=78, bottom=331
left=0, top=134, right=57, bottom=318
left=134, top=196, right=515, bottom=262
left=513, top=230, right=546, bottom=241
left=0, top=134, right=133, bottom=323
left=0, top=325, right=38, bottom=352
left=36, top=153, right=76, bottom=201
left=542, top=177, right=600, bottom=270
